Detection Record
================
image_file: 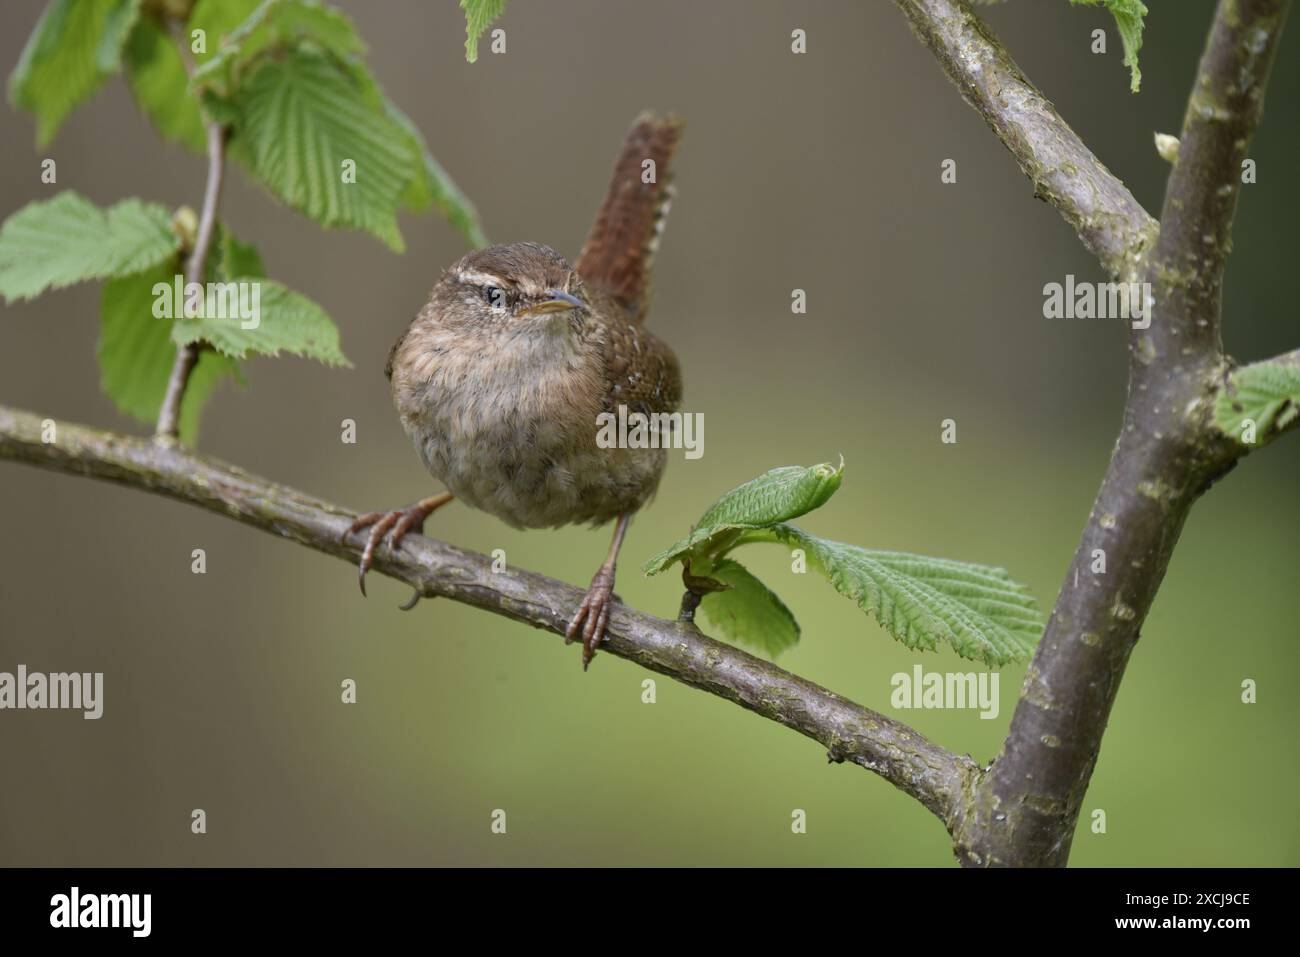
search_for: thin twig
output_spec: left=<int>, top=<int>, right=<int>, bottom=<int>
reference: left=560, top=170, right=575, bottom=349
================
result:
left=155, top=24, right=229, bottom=443
left=893, top=0, right=1158, bottom=280
left=154, top=119, right=227, bottom=443
left=0, top=403, right=979, bottom=827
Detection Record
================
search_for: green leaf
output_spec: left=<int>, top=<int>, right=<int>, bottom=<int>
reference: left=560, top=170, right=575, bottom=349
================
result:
left=171, top=227, right=345, bottom=366
left=698, top=559, right=800, bottom=657
left=233, top=48, right=413, bottom=249
left=191, top=1, right=486, bottom=248
left=122, top=12, right=206, bottom=150
left=460, top=0, right=507, bottom=63
left=1071, top=0, right=1147, bottom=92
left=0, top=192, right=179, bottom=302
left=334, top=53, right=489, bottom=248
left=697, top=461, right=844, bottom=529
left=383, top=96, right=489, bottom=247
left=178, top=350, right=239, bottom=442
left=98, top=258, right=240, bottom=443
left=1214, top=361, right=1300, bottom=445
left=212, top=226, right=267, bottom=281
left=171, top=277, right=350, bottom=366
left=8, top=0, right=143, bottom=145
left=643, top=461, right=844, bottom=574
left=744, top=524, right=1042, bottom=666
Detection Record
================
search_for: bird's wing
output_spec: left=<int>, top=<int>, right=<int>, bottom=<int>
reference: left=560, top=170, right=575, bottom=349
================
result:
left=600, top=319, right=682, bottom=419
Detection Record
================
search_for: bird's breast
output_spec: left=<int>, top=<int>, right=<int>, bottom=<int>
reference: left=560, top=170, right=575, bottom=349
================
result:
left=391, top=328, right=663, bottom=529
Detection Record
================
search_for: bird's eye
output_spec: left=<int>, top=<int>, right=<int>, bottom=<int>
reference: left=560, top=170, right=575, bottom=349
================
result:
left=483, top=286, right=506, bottom=309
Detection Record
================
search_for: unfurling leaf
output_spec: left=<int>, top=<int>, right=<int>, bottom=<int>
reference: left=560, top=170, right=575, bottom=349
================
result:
left=0, top=192, right=179, bottom=302
left=643, top=461, right=844, bottom=574
left=699, top=559, right=801, bottom=656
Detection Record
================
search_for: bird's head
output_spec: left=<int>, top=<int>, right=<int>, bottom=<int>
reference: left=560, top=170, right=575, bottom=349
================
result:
left=430, top=242, right=588, bottom=337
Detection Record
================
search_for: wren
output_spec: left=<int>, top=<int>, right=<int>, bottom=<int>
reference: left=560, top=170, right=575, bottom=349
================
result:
left=345, top=113, right=684, bottom=668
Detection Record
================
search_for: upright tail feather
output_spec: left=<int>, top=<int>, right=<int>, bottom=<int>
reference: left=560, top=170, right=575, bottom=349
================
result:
left=576, top=112, right=683, bottom=322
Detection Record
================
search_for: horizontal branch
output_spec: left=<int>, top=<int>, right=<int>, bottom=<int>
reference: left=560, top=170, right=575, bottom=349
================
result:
left=894, top=0, right=1158, bottom=279
left=0, top=403, right=977, bottom=826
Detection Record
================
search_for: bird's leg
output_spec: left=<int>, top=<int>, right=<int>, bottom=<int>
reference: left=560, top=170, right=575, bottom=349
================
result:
left=566, top=512, right=632, bottom=670
left=343, top=491, right=455, bottom=596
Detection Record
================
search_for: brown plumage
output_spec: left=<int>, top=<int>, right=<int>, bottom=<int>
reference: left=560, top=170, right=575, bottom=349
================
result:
left=577, top=112, right=682, bottom=318
left=347, top=113, right=684, bottom=668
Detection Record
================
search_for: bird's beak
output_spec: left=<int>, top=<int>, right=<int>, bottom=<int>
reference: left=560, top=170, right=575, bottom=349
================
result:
left=518, top=290, right=586, bottom=317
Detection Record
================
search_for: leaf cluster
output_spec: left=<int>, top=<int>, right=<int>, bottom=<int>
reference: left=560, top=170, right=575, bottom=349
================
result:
left=4, top=0, right=488, bottom=440
left=645, top=463, right=1044, bottom=665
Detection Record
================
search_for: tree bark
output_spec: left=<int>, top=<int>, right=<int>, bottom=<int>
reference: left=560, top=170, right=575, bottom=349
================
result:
left=946, top=0, right=1291, bottom=867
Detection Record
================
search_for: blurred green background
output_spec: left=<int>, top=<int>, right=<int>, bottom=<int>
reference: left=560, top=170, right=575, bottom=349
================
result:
left=0, top=0, right=1297, bottom=866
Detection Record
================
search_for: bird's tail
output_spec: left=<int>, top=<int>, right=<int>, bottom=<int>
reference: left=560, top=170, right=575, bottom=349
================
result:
left=576, top=112, right=683, bottom=322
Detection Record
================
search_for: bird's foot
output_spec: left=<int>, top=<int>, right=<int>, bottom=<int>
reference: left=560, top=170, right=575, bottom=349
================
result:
left=566, top=564, right=618, bottom=670
left=342, top=492, right=453, bottom=596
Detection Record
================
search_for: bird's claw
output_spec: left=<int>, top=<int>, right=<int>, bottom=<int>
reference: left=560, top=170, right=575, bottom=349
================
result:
left=342, top=503, right=436, bottom=597
left=566, top=566, right=617, bottom=670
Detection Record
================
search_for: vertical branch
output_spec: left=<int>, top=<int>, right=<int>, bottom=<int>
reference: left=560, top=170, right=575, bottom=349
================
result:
left=954, top=0, right=1290, bottom=867
left=1147, top=0, right=1292, bottom=362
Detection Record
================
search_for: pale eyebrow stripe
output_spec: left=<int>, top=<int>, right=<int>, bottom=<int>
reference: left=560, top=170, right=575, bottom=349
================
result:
left=456, top=270, right=508, bottom=286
